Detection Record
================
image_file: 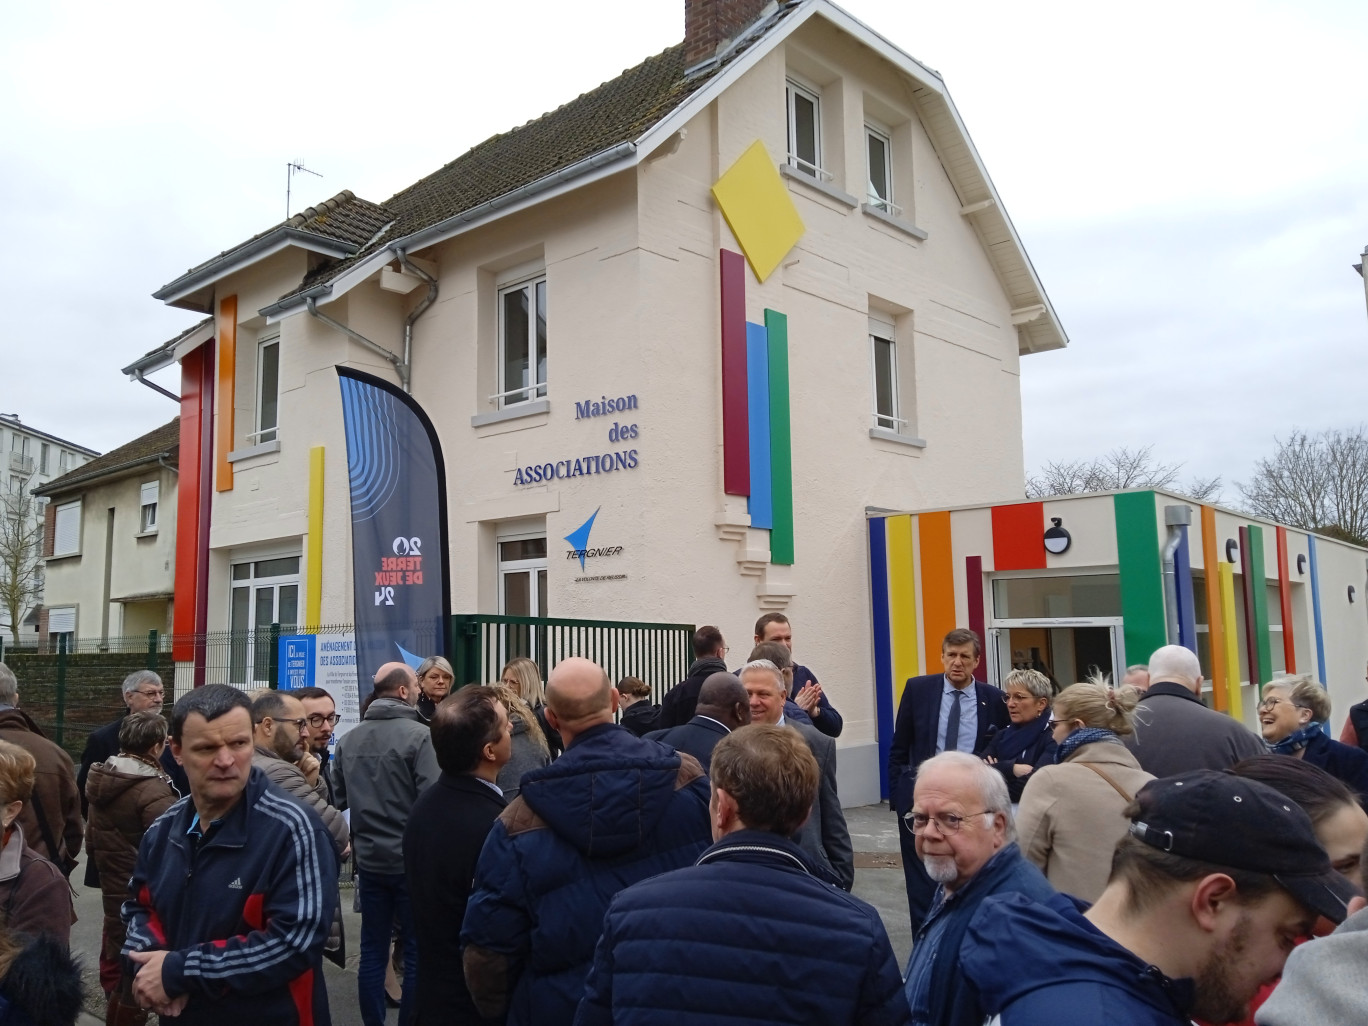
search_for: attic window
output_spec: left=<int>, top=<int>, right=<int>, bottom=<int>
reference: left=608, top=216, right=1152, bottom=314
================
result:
left=786, top=79, right=829, bottom=181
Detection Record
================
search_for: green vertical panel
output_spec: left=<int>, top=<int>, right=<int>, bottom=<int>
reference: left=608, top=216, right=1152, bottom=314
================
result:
left=765, top=309, right=794, bottom=565
left=1247, top=524, right=1274, bottom=677
left=1114, top=492, right=1166, bottom=666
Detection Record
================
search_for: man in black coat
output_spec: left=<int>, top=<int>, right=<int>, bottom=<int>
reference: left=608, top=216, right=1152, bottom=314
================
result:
left=645, top=673, right=749, bottom=773
left=403, top=686, right=511, bottom=1026
left=888, top=628, right=1009, bottom=928
left=657, top=626, right=730, bottom=728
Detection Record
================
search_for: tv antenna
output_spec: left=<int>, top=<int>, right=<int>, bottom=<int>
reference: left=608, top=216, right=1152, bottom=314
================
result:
left=286, top=160, right=323, bottom=220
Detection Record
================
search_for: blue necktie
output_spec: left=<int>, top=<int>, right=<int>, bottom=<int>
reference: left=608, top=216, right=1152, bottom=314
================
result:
left=945, top=689, right=962, bottom=752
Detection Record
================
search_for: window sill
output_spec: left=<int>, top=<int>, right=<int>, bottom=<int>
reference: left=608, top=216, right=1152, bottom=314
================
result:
left=228, top=440, right=281, bottom=463
left=45, top=551, right=81, bottom=562
left=869, top=428, right=926, bottom=449
left=861, top=203, right=929, bottom=241
left=472, top=399, right=550, bottom=428
left=779, top=164, right=858, bottom=208
left=135, top=530, right=159, bottom=539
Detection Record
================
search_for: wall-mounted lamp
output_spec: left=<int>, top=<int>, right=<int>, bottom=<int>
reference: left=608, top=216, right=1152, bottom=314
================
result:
left=1296, top=554, right=1307, bottom=576
left=1350, top=586, right=1357, bottom=604
left=1043, top=517, right=1071, bottom=555
left=1225, top=539, right=1239, bottom=563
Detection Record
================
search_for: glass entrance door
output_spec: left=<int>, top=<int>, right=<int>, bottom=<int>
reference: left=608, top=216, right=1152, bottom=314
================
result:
left=989, top=619, right=1124, bottom=692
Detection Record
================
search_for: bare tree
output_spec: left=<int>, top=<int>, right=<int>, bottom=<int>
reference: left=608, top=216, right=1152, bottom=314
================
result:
left=1026, top=445, right=1223, bottom=502
left=0, top=489, right=43, bottom=647
left=1237, top=427, right=1368, bottom=545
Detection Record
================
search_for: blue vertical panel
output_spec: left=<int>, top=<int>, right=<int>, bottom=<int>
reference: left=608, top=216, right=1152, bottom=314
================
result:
left=1309, top=536, right=1328, bottom=690
left=745, top=322, right=773, bottom=529
left=868, top=517, right=894, bottom=799
left=1174, top=525, right=1198, bottom=653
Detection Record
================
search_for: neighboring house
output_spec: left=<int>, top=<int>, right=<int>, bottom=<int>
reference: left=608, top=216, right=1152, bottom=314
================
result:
left=32, top=419, right=178, bottom=650
left=121, top=0, right=1068, bottom=804
left=0, top=414, right=98, bottom=645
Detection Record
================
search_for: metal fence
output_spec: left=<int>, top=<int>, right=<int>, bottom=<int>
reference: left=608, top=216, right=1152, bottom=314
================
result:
left=449, top=614, right=696, bottom=703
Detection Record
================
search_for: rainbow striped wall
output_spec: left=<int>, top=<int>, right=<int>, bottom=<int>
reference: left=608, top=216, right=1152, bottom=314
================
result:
left=866, top=493, right=1312, bottom=798
left=720, top=249, right=794, bottom=564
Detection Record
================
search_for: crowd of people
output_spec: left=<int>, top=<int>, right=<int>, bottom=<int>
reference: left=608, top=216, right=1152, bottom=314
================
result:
left=1, top=609, right=1368, bottom=1025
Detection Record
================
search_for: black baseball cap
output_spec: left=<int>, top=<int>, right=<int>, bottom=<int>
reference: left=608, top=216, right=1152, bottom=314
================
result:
left=1128, top=770, right=1358, bottom=924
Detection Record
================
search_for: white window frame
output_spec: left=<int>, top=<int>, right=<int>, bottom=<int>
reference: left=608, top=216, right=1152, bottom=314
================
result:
left=785, top=78, right=830, bottom=181
left=865, top=123, right=900, bottom=216
left=139, top=480, right=159, bottom=534
left=869, top=317, right=905, bottom=432
left=47, top=605, right=76, bottom=651
left=39, top=443, right=49, bottom=474
left=248, top=335, right=281, bottom=445
left=494, top=274, right=548, bottom=409
left=229, top=555, right=301, bottom=686
left=52, top=500, right=81, bottom=557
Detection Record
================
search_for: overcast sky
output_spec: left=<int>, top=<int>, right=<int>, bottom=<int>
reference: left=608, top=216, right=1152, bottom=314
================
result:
left=3, top=0, right=1365, bottom=497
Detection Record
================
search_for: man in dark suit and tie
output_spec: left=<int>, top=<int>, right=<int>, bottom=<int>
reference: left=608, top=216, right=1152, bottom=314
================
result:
left=645, top=673, right=750, bottom=773
left=888, top=627, right=1009, bottom=927
left=403, top=686, right=512, bottom=1026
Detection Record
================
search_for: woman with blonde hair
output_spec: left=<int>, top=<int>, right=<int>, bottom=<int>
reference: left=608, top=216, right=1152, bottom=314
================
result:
left=499, top=658, right=562, bottom=757
left=486, top=682, right=551, bottom=801
left=1015, top=677, right=1154, bottom=902
left=414, top=656, right=455, bottom=725
left=0, top=741, right=74, bottom=944
left=977, top=668, right=1057, bottom=806
left=1260, top=673, right=1368, bottom=805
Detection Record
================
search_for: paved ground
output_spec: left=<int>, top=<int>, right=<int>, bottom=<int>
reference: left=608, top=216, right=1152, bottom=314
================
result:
left=68, top=804, right=910, bottom=1024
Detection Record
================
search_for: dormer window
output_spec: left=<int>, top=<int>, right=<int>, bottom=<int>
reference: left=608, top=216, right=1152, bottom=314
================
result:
left=786, top=78, right=828, bottom=181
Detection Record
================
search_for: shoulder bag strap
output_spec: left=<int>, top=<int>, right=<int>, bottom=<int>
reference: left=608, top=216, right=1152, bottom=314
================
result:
left=1080, top=762, right=1134, bottom=803
left=26, top=788, right=65, bottom=863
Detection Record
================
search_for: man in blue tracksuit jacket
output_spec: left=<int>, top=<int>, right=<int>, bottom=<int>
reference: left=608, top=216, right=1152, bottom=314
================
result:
left=122, top=684, right=338, bottom=1025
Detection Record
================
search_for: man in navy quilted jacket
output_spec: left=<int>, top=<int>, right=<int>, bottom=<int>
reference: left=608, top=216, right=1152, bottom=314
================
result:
left=574, top=724, right=910, bottom=1026
left=462, top=657, right=712, bottom=1026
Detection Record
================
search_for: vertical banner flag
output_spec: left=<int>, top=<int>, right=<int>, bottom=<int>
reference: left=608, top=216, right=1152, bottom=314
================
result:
left=337, top=368, right=451, bottom=703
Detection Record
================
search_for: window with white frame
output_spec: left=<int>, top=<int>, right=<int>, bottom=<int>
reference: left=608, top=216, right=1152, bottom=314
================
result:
left=229, top=555, right=300, bottom=685
left=47, top=606, right=75, bottom=651
left=866, top=124, right=896, bottom=213
left=52, top=500, right=81, bottom=556
left=786, top=78, right=826, bottom=180
left=39, top=443, right=49, bottom=474
left=497, top=534, right=547, bottom=662
left=870, top=316, right=903, bottom=432
left=139, top=480, right=159, bottom=533
left=497, top=276, right=548, bottom=408
left=253, top=336, right=280, bottom=445
left=58, top=450, right=71, bottom=472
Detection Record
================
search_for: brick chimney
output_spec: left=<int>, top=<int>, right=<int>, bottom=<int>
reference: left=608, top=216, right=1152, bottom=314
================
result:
left=685, top=0, right=773, bottom=67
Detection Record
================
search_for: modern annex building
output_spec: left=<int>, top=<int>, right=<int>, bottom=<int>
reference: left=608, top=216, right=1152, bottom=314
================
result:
left=122, top=0, right=1068, bottom=804
left=867, top=491, right=1368, bottom=794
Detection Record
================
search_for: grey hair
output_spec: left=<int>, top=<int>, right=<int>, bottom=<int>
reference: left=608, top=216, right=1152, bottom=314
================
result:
left=1147, top=645, right=1201, bottom=684
left=118, top=711, right=168, bottom=755
left=739, top=659, right=785, bottom=693
left=0, top=663, right=15, bottom=705
left=121, top=669, right=162, bottom=695
left=915, top=750, right=1016, bottom=842
left=1263, top=673, right=1332, bottom=724
left=416, top=655, right=454, bottom=680
left=1002, top=668, right=1053, bottom=702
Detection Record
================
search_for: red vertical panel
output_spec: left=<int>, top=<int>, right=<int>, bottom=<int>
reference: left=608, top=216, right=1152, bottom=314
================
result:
left=720, top=249, right=750, bottom=495
left=172, top=347, right=204, bottom=661
left=966, top=555, right=987, bottom=682
left=194, top=347, right=216, bottom=688
left=991, top=502, right=1047, bottom=571
left=1276, top=526, right=1296, bottom=673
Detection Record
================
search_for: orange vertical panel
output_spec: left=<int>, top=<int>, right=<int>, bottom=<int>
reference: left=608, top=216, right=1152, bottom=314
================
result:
left=919, top=511, right=956, bottom=664
left=1276, top=527, right=1296, bottom=673
left=1200, top=505, right=1228, bottom=711
left=216, top=296, right=237, bottom=492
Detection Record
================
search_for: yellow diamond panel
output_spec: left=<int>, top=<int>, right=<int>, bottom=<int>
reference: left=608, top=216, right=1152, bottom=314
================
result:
left=710, top=140, right=805, bottom=283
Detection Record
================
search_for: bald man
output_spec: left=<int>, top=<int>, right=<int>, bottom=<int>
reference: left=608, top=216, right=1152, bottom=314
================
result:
left=462, top=657, right=712, bottom=1026
left=645, top=672, right=751, bottom=773
left=334, top=662, right=440, bottom=1026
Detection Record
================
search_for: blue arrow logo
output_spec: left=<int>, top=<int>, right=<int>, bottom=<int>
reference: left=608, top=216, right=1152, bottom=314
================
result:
left=564, top=508, right=601, bottom=571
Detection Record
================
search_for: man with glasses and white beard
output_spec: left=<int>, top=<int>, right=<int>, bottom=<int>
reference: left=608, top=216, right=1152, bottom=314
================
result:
left=901, top=751, right=1053, bottom=1026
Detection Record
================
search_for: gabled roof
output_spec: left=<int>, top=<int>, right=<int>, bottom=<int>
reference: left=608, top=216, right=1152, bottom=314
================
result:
left=152, top=0, right=1065, bottom=353
left=121, top=317, right=214, bottom=378
left=34, top=418, right=179, bottom=497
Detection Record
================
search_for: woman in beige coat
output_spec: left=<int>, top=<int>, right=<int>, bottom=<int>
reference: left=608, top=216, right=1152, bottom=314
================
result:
left=1016, top=677, right=1153, bottom=902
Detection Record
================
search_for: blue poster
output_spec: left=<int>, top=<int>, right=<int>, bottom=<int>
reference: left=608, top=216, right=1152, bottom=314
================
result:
left=337, top=368, right=450, bottom=702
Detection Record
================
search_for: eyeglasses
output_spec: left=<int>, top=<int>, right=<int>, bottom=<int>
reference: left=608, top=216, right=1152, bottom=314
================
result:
left=276, top=717, right=309, bottom=733
left=134, top=689, right=164, bottom=700
left=307, top=713, right=340, bottom=728
left=905, top=810, right=992, bottom=834
left=1258, top=697, right=1295, bottom=712
left=1048, top=719, right=1066, bottom=729
left=499, top=678, right=520, bottom=687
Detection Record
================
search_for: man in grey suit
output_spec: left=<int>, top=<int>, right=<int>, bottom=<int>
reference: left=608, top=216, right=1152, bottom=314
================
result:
left=645, top=673, right=750, bottom=773
left=740, top=659, right=853, bottom=890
